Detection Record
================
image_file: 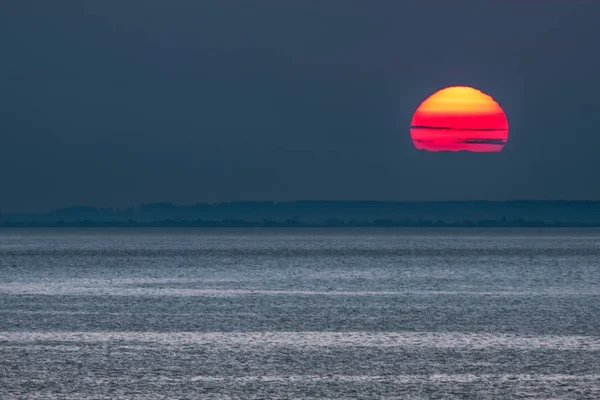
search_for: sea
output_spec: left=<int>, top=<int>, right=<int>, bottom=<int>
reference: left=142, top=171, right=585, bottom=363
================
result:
left=1, top=228, right=599, bottom=399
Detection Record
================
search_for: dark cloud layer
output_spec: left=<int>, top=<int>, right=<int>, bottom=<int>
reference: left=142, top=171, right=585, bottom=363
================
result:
left=1, top=0, right=599, bottom=212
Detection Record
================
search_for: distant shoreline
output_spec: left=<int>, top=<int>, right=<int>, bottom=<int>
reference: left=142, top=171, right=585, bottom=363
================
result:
left=3, top=201, right=600, bottom=228
left=1, top=220, right=599, bottom=228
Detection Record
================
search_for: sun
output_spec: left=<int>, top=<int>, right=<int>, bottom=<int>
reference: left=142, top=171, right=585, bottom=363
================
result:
left=410, top=86, right=509, bottom=152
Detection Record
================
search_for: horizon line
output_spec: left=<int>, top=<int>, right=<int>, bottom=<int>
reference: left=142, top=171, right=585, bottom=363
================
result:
left=4, top=199, right=600, bottom=215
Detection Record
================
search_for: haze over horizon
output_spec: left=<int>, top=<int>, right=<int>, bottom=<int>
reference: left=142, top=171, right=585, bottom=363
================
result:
left=5, top=198, right=600, bottom=216
left=2, top=1, right=600, bottom=213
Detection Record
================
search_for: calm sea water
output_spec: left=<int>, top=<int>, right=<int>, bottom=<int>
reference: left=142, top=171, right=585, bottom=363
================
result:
left=1, top=228, right=600, bottom=399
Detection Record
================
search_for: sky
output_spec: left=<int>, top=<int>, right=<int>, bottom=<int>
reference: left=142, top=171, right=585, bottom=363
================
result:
left=1, top=0, right=599, bottom=212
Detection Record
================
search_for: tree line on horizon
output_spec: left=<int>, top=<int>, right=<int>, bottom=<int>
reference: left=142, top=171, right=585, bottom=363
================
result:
left=3, top=200, right=600, bottom=226
left=1, top=217, right=598, bottom=228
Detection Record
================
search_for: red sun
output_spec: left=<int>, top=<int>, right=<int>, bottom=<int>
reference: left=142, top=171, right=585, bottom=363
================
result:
left=410, top=86, right=509, bottom=152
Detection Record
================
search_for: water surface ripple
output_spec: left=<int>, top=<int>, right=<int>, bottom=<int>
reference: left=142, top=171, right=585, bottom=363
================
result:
left=1, top=228, right=599, bottom=399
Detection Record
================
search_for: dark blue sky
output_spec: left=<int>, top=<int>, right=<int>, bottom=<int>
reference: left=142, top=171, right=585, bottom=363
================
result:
left=1, top=1, right=599, bottom=212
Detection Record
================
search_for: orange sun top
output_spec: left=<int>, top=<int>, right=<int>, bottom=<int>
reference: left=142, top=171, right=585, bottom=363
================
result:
left=410, top=86, right=509, bottom=152
left=415, top=86, right=503, bottom=115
